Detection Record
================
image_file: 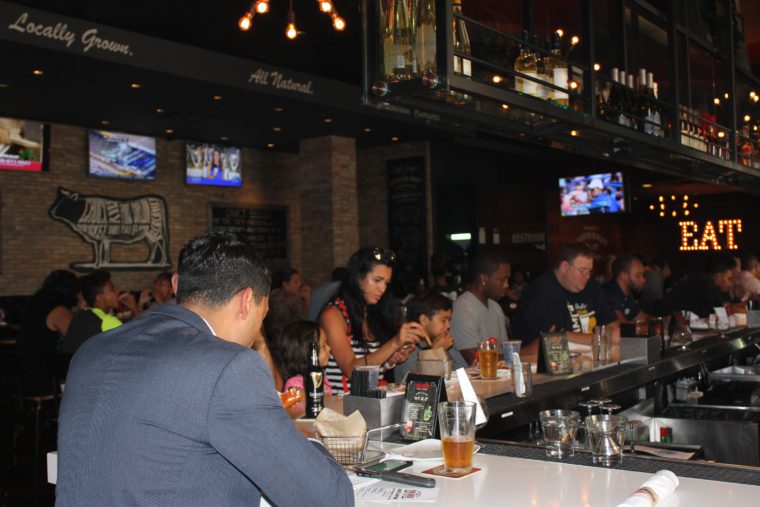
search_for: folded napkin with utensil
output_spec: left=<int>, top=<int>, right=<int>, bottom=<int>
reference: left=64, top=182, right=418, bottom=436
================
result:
left=616, top=469, right=679, bottom=507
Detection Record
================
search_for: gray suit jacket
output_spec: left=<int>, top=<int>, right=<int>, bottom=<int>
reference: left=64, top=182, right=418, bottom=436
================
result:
left=56, top=304, right=354, bottom=506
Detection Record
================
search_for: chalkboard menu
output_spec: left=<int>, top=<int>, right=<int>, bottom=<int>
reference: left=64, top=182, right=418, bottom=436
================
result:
left=540, top=332, right=573, bottom=375
left=387, top=157, right=427, bottom=282
left=209, top=204, right=287, bottom=260
left=400, top=374, right=446, bottom=441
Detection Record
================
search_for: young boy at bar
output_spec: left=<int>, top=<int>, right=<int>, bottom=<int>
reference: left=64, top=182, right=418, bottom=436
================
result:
left=392, top=291, right=467, bottom=383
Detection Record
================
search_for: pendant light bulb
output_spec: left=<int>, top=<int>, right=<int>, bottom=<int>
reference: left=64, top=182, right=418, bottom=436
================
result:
left=255, top=0, right=269, bottom=14
left=319, top=1, right=333, bottom=13
left=286, top=22, right=298, bottom=39
left=238, top=12, right=253, bottom=31
left=331, top=12, right=345, bottom=31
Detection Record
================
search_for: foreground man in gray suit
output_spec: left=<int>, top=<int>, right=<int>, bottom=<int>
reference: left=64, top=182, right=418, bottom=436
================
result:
left=56, top=232, right=354, bottom=506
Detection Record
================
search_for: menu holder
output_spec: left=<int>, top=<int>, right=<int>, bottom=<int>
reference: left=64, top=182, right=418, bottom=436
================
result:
left=540, top=331, right=573, bottom=375
left=400, top=374, right=447, bottom=441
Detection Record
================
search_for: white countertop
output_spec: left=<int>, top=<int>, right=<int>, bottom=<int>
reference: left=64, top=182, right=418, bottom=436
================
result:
left=354, top=452, right=760, bottom=507
left=49, top=449, right=760, bottom=506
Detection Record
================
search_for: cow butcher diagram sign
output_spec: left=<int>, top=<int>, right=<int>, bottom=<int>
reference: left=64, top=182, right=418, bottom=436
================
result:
left=49, top=187, right=170, bottom=272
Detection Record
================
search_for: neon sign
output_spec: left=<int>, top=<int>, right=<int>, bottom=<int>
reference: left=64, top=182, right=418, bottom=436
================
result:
left=679, top=219, right=742, bottom=251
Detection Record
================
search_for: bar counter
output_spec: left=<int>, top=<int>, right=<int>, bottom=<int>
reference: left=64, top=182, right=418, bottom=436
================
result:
left=479, top=327, right=760, bottom=437
left=355, top=448, right=760, bottom=506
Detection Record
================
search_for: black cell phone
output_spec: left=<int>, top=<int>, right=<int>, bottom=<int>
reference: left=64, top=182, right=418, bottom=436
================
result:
left=357, top=459, right=413, bottom=474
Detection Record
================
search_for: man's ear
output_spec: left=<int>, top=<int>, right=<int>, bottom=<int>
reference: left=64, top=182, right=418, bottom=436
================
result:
left=171, top=273, right=179, bottom=296
left=240, top=287, right=255, bottom=319
left=478, top=273, right=488, bottom=286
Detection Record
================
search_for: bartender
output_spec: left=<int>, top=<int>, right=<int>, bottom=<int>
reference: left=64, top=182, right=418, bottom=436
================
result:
left=512, top=244, right=618, bottom=358
left=659, top=254, right=737, bottom=318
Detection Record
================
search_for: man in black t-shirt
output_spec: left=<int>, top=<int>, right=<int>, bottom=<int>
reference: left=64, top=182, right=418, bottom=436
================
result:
left=660, top=255, right=735, bottom=318
left=602, top=255, right=647, bottom=323
left=512, top=244, right=617, bottom=358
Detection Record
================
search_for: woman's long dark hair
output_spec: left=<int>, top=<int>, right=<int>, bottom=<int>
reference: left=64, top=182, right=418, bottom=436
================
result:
left=30, top=269, right=80, bottom=310
left=336, top=247, right=396, bottom=346
left=268, top=320, right=320, bottom=383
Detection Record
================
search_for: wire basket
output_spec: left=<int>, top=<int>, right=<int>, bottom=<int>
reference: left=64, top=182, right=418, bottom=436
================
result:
left=318, top=423, right=402, bottom=466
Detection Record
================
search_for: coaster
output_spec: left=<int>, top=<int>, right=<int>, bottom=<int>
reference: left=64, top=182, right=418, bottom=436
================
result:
left=421, top=465, right=482, bottom=479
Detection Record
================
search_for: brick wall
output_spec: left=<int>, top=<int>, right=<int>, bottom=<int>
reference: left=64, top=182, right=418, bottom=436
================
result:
left=0, top=124, right=300, bottom=296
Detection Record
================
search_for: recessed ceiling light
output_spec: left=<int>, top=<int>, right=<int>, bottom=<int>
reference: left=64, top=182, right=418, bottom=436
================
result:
left=272, top=127, right=282, bottom=132
left=363, top=127, right=372, bottom=133
left=165, top=128, right=174, bottom=134
left=274, top=107, right=284, bottom=112
left=0, top=83, right=9, bottom=89
left=501, top=104, right=509, bottom=110
left=570, top=130, right=578, bottom=137
left=131, top=83, right=141, bottom=89
left=32, top=69, right=43, bottom=76
left=221, top=136, right=229, bottom=141
left=212, top=95, right=223, bottom=101
left=390, top=136, right=400, bottom=142
left=641, top=183, right=653, bottom=188
left=323, top=117, right=333, bottom=123
left=155, top=107, right=165, bottom=114
left=267, top=143, right=275, bottom=148
left=100, top=120, right=110, bottom=126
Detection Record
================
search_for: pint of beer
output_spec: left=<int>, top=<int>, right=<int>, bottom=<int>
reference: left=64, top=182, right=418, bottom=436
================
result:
left=437, top=401, right=477, bottom=473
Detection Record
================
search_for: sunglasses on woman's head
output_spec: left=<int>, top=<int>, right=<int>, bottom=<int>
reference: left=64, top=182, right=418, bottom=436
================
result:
left=372, top=247, right=396, bottom=263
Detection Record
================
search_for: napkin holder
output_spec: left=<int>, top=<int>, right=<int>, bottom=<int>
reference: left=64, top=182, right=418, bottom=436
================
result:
left=343, top=394, right=404, bottom=439
left=747, top=309, right=760, bottom=328
left=620, top=335, right=661, bottom=364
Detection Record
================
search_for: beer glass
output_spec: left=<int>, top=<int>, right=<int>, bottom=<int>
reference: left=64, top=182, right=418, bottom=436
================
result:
left=437, top=401, right=477, bottom=473
left=478, top=339, right=498, bottom=379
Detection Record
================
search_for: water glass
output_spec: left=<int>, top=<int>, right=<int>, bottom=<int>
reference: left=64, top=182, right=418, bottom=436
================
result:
left=592, top=325, right=609, bottom=367
left=586, top=414, right=627, bottom=466
left=500, top=340, right=522, bottom=368
left=511, top=363, right=532, bottom=397
left=539, top=409, right=581, bottom=459
left=437, top=401, right=477, bottom=473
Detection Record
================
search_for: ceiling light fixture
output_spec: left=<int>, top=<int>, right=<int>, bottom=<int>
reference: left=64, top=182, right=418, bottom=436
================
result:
left=272, top=127, right=282, bottom=132
left=131, top=83, right=142, bottom=89
left=32, top=69, right=43, bottom=76
left=267, top=143, right=275, bottom=148
left=238, top=0, right=344, bottom=38
left=213, top=95, right=223, bottom=101
left=323, top=117, right=333, bottom=123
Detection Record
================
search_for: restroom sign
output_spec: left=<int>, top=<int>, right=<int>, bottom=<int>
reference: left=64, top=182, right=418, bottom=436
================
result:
left=679, top=219, right=742, bottom=251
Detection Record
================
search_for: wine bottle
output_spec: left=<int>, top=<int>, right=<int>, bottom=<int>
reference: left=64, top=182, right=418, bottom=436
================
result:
left=534, top=34, right=549, bottom=100
left=305, top=340, right=325, bottom=419
left=549, top=33, right=569, bottom=106
left=452, top=0, right=471, bottom=77
left=414, top=0, right=436, bottom=74
left=387, top=0, right=413, bottom=81
left=652, top=81, right=663, bottom=137
left=515, top=30, right=538, bottom=96
left=637, top=68, right=650, bottom=134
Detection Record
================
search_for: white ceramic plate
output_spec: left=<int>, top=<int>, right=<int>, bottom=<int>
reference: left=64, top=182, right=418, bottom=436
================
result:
left=393, top=438, right=481, bottom=461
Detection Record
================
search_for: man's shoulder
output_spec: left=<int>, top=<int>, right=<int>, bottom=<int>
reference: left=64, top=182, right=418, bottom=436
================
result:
left=600, top=281, right=622, bottom=298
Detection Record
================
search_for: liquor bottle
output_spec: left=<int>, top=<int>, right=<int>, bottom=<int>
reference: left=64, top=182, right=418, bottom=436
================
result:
left=548, top=32, right=568, bottom=106
left=607, top=68, right=622, bottom=124
left=514, top=30, right=538, bottom=96
left=534, top=34, right=549, bottom=100
left=304, top=340, right=325, bottom=419
left=414, top=0, right=436, bottom=74
left=637, top=68, right=651, bottom=134
left=626, top=73, right=636, bottom=129
left=387, top=0, right=414, bottom=81
left=452, top=0, right=471, bottom=77
left=650, top=77, right=664, bottom=138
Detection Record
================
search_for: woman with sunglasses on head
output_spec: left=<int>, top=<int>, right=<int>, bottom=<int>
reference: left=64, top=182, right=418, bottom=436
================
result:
left=320, top=247, right=426, bottom=394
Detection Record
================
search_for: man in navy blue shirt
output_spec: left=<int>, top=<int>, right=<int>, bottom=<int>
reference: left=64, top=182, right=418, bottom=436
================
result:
left=602, top=255, right=648, bottom=324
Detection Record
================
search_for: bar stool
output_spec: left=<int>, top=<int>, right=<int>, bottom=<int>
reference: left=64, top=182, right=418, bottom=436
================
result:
left=24, top=392, right=56, bottom=507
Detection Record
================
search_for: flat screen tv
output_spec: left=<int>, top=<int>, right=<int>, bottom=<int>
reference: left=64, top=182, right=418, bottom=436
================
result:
left=185, top=142, right=242, bottom=187
left=88, top=129, right=156, bottom=180
left=559, top=172, right=626, bottom=216
left=0, top=116, right=49, bottom=172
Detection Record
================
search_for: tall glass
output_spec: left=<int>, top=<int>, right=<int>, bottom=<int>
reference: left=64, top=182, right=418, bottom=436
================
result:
left=592, top=325, right=609, bottom=367
left=437, top=401, right=477, bottom=473
left=478, top=340, right=498, bottom=379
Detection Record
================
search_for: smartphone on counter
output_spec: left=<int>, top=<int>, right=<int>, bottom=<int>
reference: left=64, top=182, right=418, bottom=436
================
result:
left=356, top=459, right=413, bottom=474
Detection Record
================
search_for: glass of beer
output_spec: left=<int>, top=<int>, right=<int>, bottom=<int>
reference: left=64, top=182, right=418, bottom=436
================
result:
left=437, top=401, right=477, bottom=473
left=478, top=339, right=498, bottom=379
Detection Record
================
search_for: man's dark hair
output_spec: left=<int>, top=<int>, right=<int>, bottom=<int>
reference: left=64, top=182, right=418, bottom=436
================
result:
left=331, top=267, right=347, bottom=283
left=554, top=244, right=594, bottom=269
left=176, top=232, right=271, bottom=307
left=611, top=255, right=640, bottom=280
left=741, top=253, right=759, bottom=272
left=80, top=270, right=112, bottom=307
left=154, top=271, right=172, bottom=284
left=406, top=291, right=452, bottom=323
left=705, top=253, right=737, bottom=276
left=649, top=256, right=669, bottom=271
left=470, top=249, right=508, bottom=278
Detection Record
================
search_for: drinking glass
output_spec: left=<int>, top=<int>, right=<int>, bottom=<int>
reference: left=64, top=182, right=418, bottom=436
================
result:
left=500, top=340, right=522, bottom=369
left=478, top=340, right=498, bottom=379
left=539, top=409, right=581, bottom=459
left=437, top=401, right=477, bottom=473
left=511, top=363, right=532, bottom=397
left=586, top=414, right=628, bottom=466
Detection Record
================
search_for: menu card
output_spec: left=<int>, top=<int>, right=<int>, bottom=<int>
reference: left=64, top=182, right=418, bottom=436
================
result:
left=400, top=374, right=446, bottom=441
left=540, top=332, right=573, bottom=375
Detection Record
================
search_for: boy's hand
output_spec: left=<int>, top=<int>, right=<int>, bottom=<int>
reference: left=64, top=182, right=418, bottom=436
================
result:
left=432, top=331, right=453, bottom=351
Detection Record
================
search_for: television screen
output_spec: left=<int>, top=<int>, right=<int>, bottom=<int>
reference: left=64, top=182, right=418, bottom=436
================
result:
left=89, top=130, right=156, bottom=180
left=186, top=142, right=242, bottom=187
left=559, top=172, right=626, bottom=216
left=0, top=117, right=48, bottom=172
